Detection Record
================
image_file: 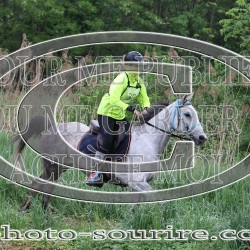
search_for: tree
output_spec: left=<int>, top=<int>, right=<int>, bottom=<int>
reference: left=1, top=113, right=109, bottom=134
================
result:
left=0, top=0, right=241, bottom=54
left=219, top=0, right=250, bottom=54
left=0, top=0, right=102, bottom=52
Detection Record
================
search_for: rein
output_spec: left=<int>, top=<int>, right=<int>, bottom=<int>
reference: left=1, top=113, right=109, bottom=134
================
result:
left=145, top=99, right=201, bottom=140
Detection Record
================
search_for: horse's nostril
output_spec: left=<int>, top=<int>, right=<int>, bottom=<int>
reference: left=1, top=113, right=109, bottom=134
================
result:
left=199, top=135, right=207, bottom=141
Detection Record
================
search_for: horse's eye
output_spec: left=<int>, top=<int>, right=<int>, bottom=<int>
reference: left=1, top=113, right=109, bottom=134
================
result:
left=185, top=113, right=191, bottom=118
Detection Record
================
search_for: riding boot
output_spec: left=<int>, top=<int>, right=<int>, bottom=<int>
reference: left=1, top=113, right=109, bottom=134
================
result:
left=86, top=151, right=105, bottom=187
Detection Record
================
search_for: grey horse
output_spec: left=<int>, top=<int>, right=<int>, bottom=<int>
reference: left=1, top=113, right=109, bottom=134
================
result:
left=14, top=93, right=207, bottom=211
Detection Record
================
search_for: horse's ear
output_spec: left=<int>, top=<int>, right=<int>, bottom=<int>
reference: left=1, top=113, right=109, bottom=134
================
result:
left=180, top=95, right=187, bottom=103
left=181, top=92, right=194, bottom=103
left=186, top=92, right=194, bottom=102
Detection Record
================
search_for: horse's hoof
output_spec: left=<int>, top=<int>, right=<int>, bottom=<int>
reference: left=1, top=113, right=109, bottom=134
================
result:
left=18, top=207, right=29, bottom=213
left=85, top=182, right=104, bottom=188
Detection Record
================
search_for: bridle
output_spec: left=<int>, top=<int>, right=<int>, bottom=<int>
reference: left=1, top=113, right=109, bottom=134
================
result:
left=145, top=99, right=201, bottom=140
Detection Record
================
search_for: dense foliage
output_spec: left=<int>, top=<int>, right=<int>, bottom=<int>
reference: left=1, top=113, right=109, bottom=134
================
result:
left=0, top=0, right=249, bottom=55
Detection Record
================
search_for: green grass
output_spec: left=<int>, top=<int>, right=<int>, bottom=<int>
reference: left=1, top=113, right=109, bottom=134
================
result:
left=0, top=132, right=250, bottom=250
left=0, top=82, right=249, bottom=249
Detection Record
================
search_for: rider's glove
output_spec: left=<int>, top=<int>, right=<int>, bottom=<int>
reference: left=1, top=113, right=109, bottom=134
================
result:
left=126, top=106, right=135, bottom=113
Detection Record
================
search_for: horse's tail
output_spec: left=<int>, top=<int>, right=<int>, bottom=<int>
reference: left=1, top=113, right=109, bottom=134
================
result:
left=13, top=116, right=51, bottom=156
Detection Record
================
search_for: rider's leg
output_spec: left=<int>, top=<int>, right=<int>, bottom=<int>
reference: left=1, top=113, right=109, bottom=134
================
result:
left=86, top=115, right=116, bottom=186
left=86, top=150, right=105, bottom=186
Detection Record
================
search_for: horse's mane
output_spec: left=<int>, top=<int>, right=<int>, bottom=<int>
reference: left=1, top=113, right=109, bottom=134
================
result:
left=140, top=100, right=169, bottom=124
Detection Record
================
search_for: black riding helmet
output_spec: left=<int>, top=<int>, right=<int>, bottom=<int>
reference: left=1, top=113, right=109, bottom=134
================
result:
left=124, top=51, right=144, bottom=63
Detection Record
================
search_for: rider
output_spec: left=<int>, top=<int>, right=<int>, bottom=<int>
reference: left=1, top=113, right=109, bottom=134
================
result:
left=86, top=51, right=150, bottom=186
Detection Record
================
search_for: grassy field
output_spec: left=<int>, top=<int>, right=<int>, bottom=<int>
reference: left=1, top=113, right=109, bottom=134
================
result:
left=0, top=79, right=249, bottom=249
left=0, top=130, right=250, bottom=250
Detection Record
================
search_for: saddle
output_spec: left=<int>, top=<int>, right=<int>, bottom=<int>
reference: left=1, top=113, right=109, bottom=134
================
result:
left=77, top=120, right=131, bottom=161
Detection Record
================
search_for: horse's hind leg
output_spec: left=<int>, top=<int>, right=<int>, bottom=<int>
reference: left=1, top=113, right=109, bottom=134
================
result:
left=19, top=169, right=52, bottom=212
left=19, top=159, right=64, bottom=212
left=19, top=189, right=38, bottom=212
left=41, top=162, right=64, bottom=212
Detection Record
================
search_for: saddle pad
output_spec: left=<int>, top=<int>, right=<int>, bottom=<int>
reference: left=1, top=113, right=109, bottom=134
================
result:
left=77, top=132, right=131, bottom=161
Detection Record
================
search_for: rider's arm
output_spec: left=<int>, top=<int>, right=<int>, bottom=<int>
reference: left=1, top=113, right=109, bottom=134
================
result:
left=137, top=80, right=150, bottom=109
left=109, top=73, right=129, bottom=111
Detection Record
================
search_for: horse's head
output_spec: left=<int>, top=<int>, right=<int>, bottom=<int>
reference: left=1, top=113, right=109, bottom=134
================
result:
left=170, top=93, right=207, bottom=146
